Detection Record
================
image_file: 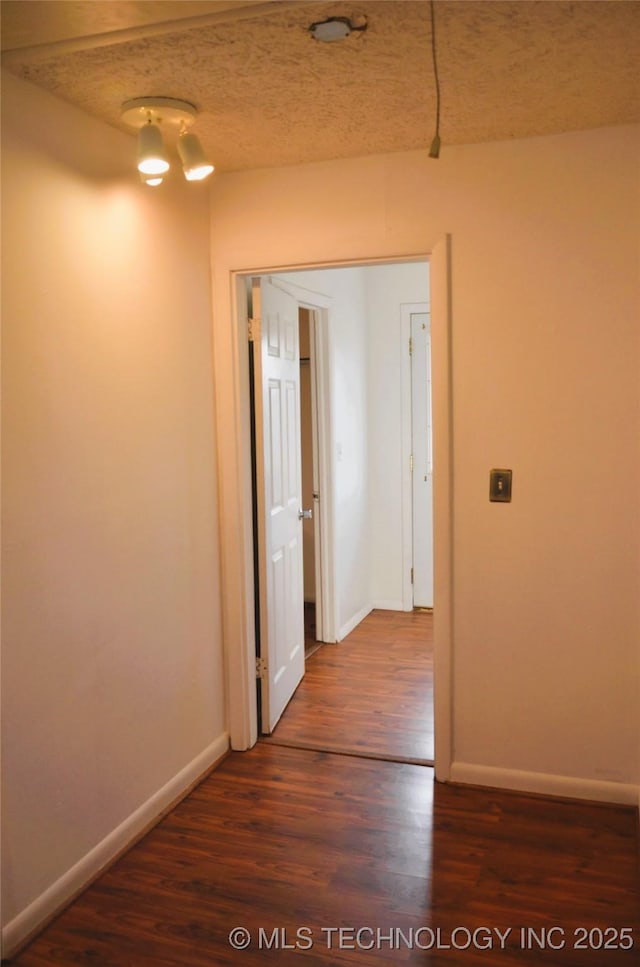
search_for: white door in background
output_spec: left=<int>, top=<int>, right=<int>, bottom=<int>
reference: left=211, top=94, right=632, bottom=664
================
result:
left=252, top=277, right=305, bottom=732
left=411, top=310, right=434, bottom=607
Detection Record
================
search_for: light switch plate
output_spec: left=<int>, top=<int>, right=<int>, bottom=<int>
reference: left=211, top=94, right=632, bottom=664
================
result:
left=490, top=469, right=512, bottom=502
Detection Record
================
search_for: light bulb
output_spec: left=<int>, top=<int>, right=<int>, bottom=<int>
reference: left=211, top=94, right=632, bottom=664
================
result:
left=184, top=163, right=214, bottom=182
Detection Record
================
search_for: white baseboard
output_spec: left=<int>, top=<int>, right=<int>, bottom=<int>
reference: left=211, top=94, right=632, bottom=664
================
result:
left=450, top=761, right=639, bottom=807
left=371, top=599, right=406, bottom=612
left=2, top=732, right=230, bottom=959
left=337, top=604, right=372, bottom=642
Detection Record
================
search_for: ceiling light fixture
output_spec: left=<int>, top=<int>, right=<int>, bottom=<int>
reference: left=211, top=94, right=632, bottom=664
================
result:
left=177, top=130, right=215, bottom=181
left=120, top=96, right=215, bottom=185
left=308, top=15, right=367, bottom=42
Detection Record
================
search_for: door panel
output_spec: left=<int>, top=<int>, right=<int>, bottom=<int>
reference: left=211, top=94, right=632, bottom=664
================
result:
left=253, top=277, right=305, bottom=732
left=411, top=310, right=434, bottom=608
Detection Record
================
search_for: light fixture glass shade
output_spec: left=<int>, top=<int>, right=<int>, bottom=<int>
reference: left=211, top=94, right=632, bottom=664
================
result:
left=177, top=132, right=214, bottom=181
left=137, top=122, right=170, bottom=175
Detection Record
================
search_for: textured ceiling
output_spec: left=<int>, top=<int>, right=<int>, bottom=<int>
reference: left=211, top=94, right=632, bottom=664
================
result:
left=2, top=1, right=639, bottom=173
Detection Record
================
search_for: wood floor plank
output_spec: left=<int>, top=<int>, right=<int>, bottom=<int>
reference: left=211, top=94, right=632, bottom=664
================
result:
left=264, top=608, right=434, bottom=762
left=8, top=744, right=639, bottom=966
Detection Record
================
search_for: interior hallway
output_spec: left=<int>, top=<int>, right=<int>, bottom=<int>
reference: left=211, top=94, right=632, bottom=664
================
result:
left=264, top=608, right=434, bottom=763
left=7, top=743, right=639, bottom=966
left=6, top=609, right=639, bottom=964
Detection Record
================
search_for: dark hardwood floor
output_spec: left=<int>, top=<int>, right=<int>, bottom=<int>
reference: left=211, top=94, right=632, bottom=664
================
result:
left=6, top=613, right=639, bottom=964
left=8, top=744, right=639, bottom=966
left=266, top=608, right=434, bottom=762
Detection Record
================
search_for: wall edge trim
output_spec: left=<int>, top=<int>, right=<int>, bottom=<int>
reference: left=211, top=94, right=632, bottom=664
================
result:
left=337, top=604, right=372, bottom=642
left=2, top=732, right=230, bottom=958
left=450, top=761, right=639, bottom=806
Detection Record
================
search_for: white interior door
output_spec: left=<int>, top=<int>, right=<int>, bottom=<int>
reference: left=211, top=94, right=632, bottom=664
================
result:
left=411, top=310, right=434, bottom=607
left=253, top=277, right=305, bottom=732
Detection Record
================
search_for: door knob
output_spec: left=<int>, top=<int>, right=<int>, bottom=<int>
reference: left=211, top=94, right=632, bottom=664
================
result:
left=298, top=508, right=313, bottom=520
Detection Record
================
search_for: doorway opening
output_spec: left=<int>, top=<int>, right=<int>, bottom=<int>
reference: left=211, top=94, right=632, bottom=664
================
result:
left=220, top=237, right=452, bottom=780
left=247, top=262, right=434, bottom=760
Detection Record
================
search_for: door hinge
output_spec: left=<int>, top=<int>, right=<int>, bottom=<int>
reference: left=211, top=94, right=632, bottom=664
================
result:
left=409, top=453, right=414, bottom=473
left=248, top=317, right=260, bottom=342
left=411, top=567, right=414, bottom=585
left=256, top=656, right=267, bottom=679
left=409, top=336, right=413, bottom=356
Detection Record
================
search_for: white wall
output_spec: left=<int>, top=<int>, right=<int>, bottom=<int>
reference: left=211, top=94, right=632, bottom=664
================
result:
left=280, top=263, right=430, bottom=622
left=209, top=124, right=640, bottom=800
left=363, top=262, right=430, bottom=609
left=277, top=269, right=370, bottom=638
left=1, top=73, right=227, bottom=951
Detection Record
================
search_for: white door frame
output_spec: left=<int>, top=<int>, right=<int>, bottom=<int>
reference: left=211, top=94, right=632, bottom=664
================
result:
left=217, top=242, right=453, bottom=781
left=400, top=301, right=430, bottom=612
